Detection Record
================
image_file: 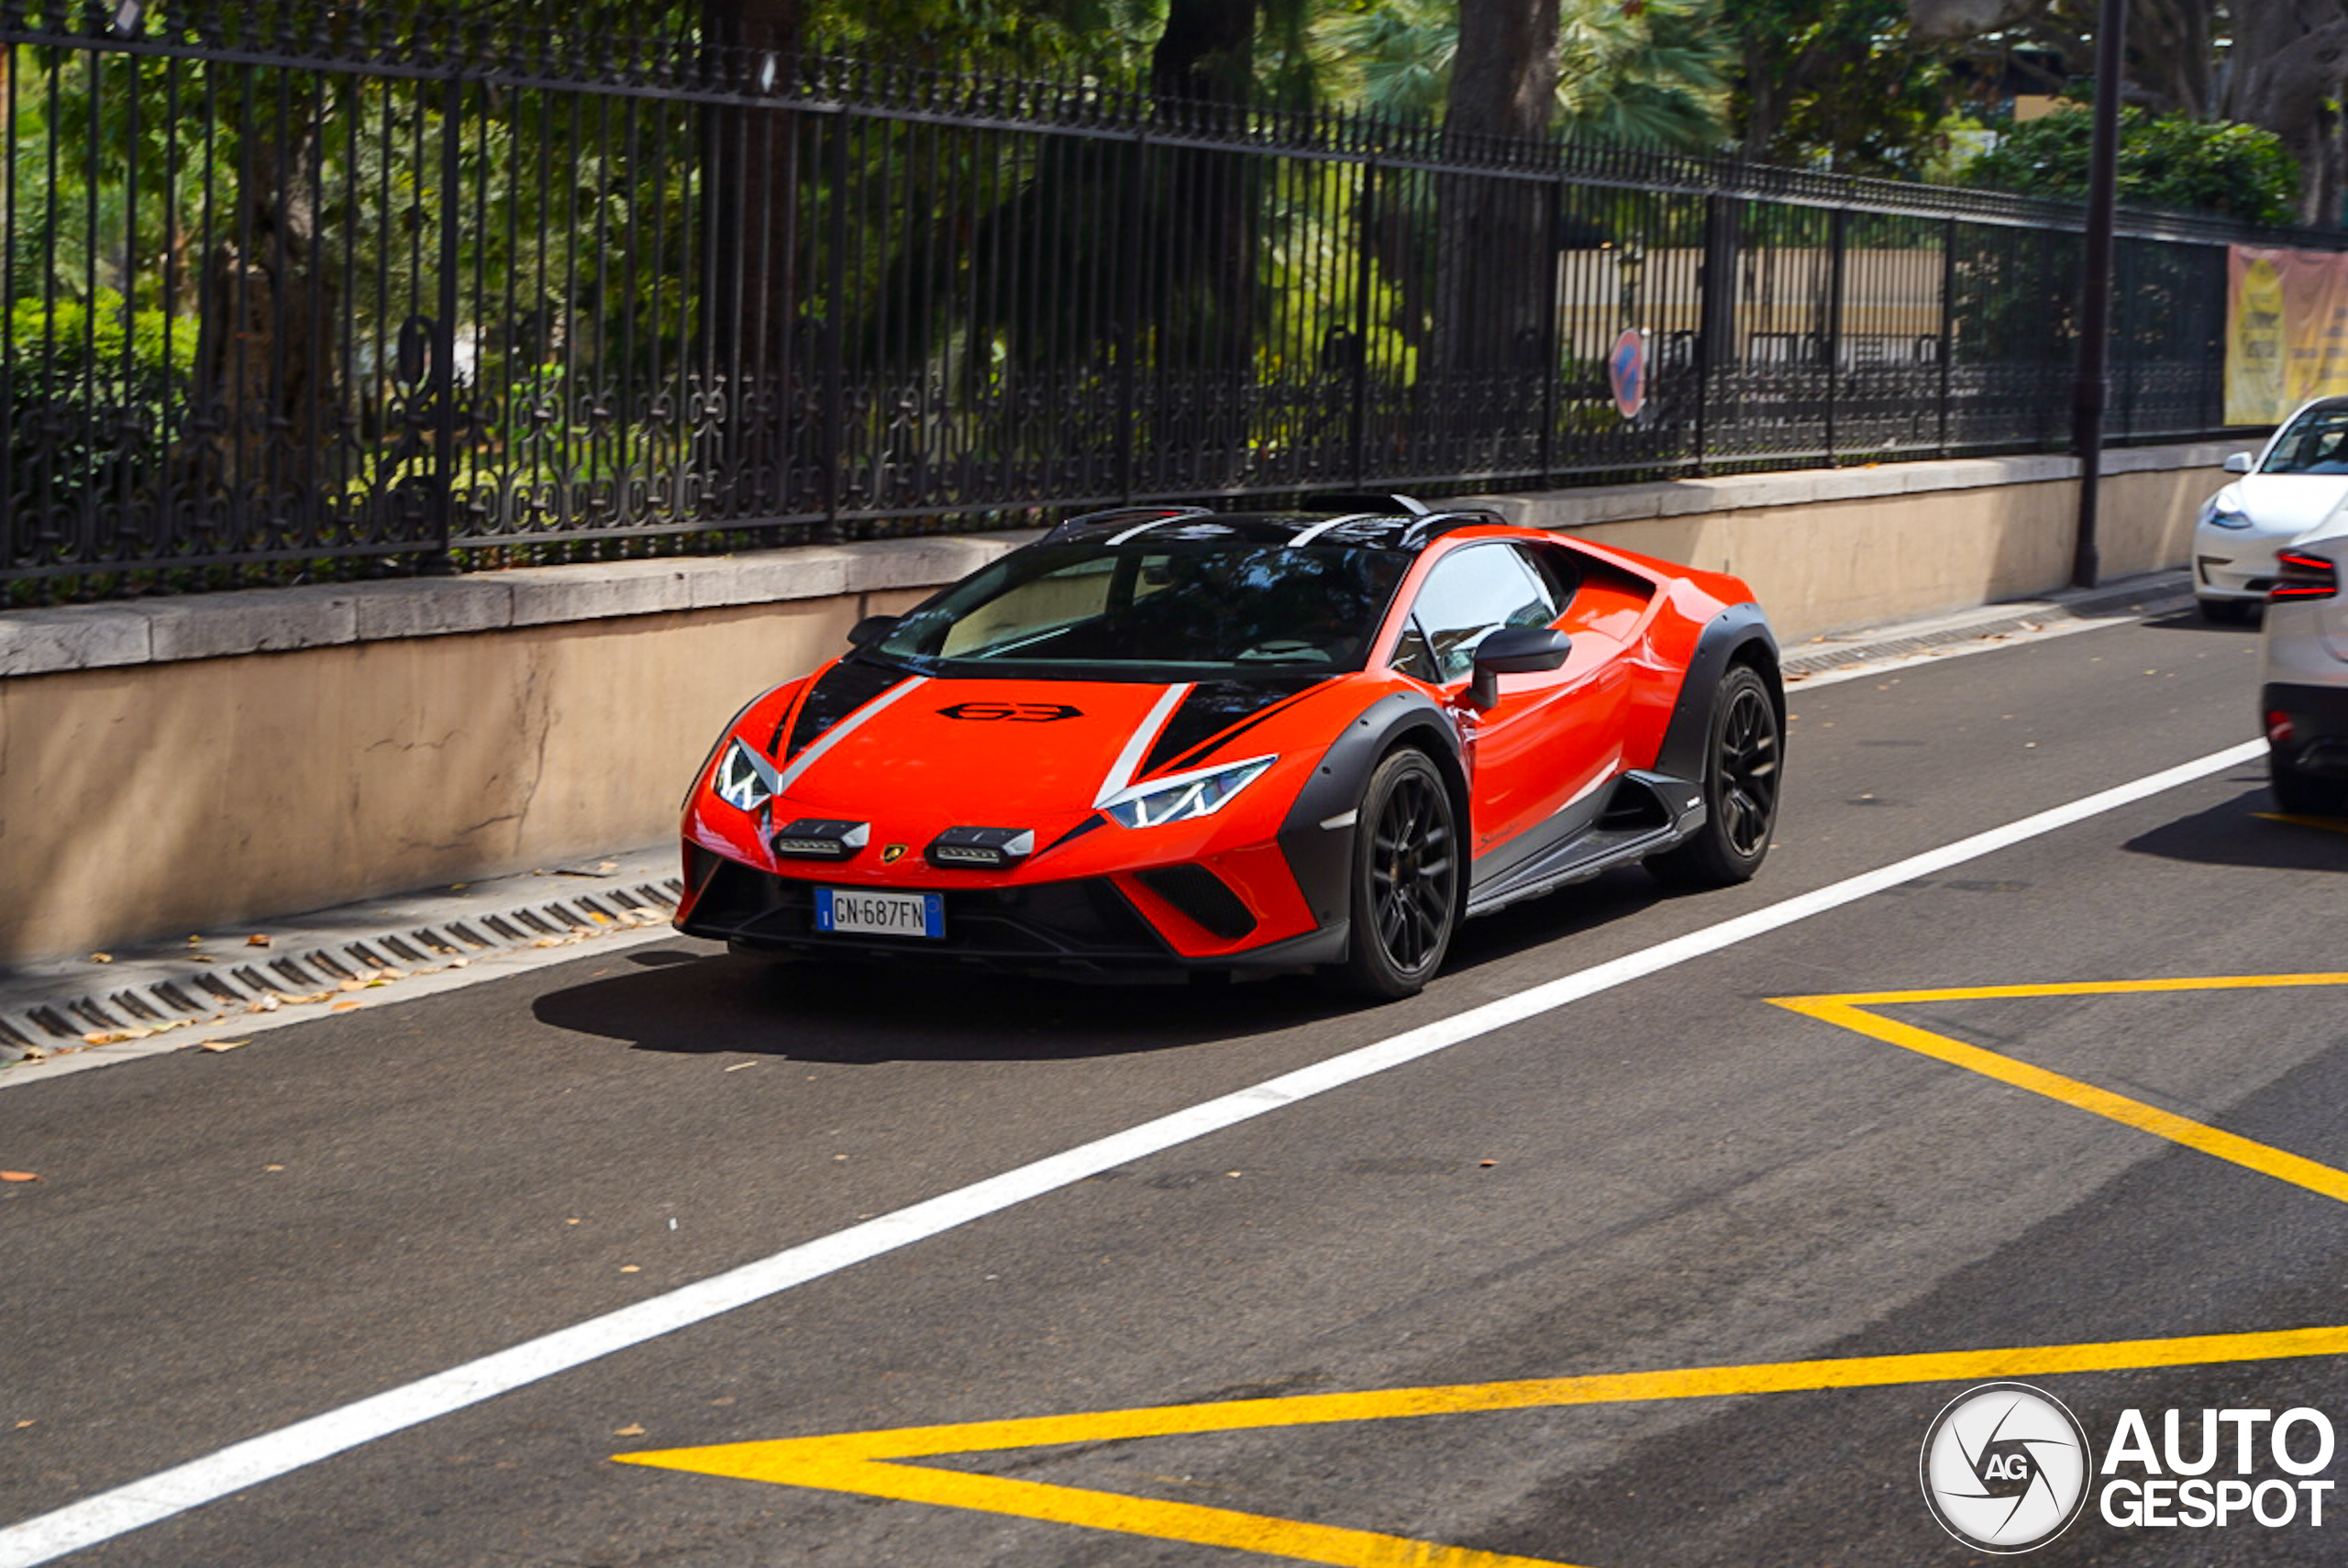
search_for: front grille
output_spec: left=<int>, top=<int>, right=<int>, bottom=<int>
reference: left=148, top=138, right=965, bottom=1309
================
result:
left=683, top=861, right=1169, bottom=965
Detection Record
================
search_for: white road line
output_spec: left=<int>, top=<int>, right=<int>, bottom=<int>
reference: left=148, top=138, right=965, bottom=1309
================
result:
left=0, top=736, right=2267, bottom=1567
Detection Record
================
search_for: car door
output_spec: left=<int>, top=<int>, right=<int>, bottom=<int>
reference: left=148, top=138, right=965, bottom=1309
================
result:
left=1391, top=541, right=1632, bottom=876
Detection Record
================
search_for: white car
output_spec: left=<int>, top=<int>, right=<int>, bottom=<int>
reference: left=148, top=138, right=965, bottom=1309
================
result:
left=2195, top=396, right=2348, bottom=623
left=2260, top=510, right=2348, bottom=815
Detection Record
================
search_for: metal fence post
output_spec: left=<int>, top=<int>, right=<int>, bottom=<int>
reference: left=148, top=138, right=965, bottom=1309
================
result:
left=1349, top=155, right=1377, bottom=488
left=421, top=68, right=463, bottom=574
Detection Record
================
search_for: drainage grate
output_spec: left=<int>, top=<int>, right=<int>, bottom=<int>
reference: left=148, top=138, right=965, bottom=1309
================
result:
left=1, top=870, right=684, bottom=1066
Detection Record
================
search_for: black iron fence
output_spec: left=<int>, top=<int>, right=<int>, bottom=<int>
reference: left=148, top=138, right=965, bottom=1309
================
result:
left=0, top=2, right=2326, bottom=602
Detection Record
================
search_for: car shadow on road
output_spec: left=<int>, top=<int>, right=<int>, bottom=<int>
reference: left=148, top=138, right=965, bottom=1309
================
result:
left=532, top=866, right=1675, bottom=1063
left=530, top=943, right=1356, bottom=1063
left=2123, top=783, right=2348, bottom=871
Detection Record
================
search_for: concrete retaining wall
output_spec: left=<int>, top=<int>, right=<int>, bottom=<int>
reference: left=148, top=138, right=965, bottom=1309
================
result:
left=0, top=442, right=2242, bottom=965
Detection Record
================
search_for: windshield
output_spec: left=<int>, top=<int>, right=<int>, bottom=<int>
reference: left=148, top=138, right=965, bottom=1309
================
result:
left=2262, top=407, right=2348, bottom=475
left=874, top=541, right=1412, bottom=678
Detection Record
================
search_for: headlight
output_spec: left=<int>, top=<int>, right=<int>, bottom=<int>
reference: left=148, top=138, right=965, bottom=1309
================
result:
left=2203, top=494, right=2252, bottom=530
left=1101, top=755, right=1277, bottom=829
left=713, top=736, right=781, bottom=813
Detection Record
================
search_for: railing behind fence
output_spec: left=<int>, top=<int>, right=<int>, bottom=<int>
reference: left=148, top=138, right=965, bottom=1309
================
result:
left=0, top=4, right=2311, bottom=602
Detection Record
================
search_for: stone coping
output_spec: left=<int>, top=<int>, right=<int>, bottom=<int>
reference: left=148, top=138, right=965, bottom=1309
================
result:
left=0, top=441, right=2236, bottom=679
left=0, top=533, right=1039, bottom=678
left=1466, top=439, right=2240, bottom=529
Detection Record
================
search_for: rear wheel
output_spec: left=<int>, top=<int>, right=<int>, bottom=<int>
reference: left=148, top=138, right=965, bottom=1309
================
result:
left=1648, top=664, right=1781, bottom=888
left=1339, top=749, right=1459, bottom=999
left=2270, top=746, right=2347, bottom=817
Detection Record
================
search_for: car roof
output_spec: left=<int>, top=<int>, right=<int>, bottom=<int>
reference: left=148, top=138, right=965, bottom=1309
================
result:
left=1041, top=496, right=1507, bottom=553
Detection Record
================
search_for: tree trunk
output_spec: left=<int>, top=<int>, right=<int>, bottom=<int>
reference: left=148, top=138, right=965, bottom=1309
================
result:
left=1438, top=0, right=1561, bottom=377
left=185, top=83, right=334, bottom=505
left=701, top=0, right=806, bottom=524
left=2221, top=0, right=2348, bottom=227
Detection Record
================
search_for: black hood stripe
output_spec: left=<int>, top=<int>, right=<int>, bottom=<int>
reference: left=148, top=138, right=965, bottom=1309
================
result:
left=1144, top=679, right=1330, bottom=778
left=781, top=657, right=916, bottom=760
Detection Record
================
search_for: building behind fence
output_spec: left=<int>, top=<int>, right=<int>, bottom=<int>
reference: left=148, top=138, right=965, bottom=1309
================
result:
left=0, top=3, right=2324, bottom=603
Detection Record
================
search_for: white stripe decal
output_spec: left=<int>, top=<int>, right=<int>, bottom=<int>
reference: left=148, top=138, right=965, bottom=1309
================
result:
left=1091, top=683, right=1191, bottom=808
left=0, top=736, right=2265, bottom=1568
left=1286, top=513, right=1377, bottom=547
left=770, top=675, right=928, bottom=797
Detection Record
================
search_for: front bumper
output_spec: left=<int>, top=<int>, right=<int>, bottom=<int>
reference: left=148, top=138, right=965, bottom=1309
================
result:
left=676, top=846, right=1348, bottom=977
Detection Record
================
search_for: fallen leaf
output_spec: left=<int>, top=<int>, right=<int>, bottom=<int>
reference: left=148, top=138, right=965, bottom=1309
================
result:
left=597, top=860, right=618, bottom=873
left=1, top=1171, right=41, bottom=1183
left=613, top=1423, right=646, bottom=1437
left=249, top=995, right=282, bottom=1012
left=331, top=999, right=362, bottom=1012
left=263, top=1164, right=284, bottom=1172
left=378, top=967, right=408, bottom=981
left=89, top=952, right=113, bottom=964
left=81, top=1032, right=111, bottom=1045
left=187, top=934, right=205, bottom=945
left=722, top=1061, right=756, bottom=1072
left=620, top=1264, right=641, bottom=1274
left=338, top=977, right=368, bottom=992
left=1479, top=1159, right=1498, bottom=1168
left=448, top=957, right=469, bottom=968
left=200, top=1039, right=250, bottom=1053
left=14, top=1419, right=35, bottom=1429
left=589, top=911, right=612, bottom=924
left=190, top=954, right=216, bottom=964
left=246, top=933, right=271, bottom=948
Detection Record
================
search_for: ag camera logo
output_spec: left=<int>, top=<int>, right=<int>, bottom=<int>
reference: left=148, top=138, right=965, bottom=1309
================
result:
left=1920, top=1383, right=2090, bottom=1552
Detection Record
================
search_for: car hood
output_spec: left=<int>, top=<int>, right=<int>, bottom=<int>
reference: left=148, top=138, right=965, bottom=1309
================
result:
left=2221, top=474, right=2348, bottom=536
left=766, top=665, right=1327, bottom=823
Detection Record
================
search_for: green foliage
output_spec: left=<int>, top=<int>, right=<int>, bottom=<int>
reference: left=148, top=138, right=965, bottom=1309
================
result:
left=1958, top=107, right=2301, bottom=227
left=1307, top=0, right=1730, bottom=149
left=1726, top=0, right=1955, bottom=174
left=6, top=287, right=199, bottom=524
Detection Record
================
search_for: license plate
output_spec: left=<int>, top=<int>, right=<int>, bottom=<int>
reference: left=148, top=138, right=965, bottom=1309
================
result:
left=814, top=888, right=944, bottom=939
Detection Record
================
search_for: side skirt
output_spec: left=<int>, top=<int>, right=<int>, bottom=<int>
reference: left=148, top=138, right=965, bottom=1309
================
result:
left=1463, top=769, right=1706, bottom=918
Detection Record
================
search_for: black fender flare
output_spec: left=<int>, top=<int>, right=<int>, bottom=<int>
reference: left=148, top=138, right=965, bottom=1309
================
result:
left=1654, top=603, right=1783, bottom=785
left=1276, top=690, right=1468, bottom=938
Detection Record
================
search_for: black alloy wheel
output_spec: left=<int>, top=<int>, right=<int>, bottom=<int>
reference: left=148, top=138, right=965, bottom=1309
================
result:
left=1341, top=748, right=1459, bottom=999
left=1649, top=663, right=1781, bottom=888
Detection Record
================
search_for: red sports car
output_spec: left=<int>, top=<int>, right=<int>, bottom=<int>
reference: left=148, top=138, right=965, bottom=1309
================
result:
left=677, top=497, right=1782, bottom=998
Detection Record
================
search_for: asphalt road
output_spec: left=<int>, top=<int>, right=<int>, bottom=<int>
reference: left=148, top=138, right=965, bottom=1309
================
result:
left=6, top=602, right=2348, bottom=1568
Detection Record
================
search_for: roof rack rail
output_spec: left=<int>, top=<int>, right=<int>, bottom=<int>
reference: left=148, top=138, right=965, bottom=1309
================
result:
left=1299, top=491, right=1432, bottom=516
left=1043, top=503, right=1215, bottom=543
left=1400, top=507, right=1506, bottom=548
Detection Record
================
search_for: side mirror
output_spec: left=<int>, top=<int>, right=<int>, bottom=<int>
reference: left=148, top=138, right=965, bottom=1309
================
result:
left=847, top=614, right=900, bottom=647
left=2224, top=452, right=2254, bottom=474
left=1468, top=625, right=1570, bottom=711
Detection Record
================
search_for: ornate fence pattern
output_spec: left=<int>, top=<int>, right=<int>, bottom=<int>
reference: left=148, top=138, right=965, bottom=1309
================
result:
left=0, top=2, right=2319, bottom=602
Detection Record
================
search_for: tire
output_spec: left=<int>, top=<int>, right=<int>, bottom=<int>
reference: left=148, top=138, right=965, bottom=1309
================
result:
left=2270, top=746, right=2347, bottom=817
left=1338, top=748, right=1459, bottom=999
left=1648, top=663, right=1782, bottom=889
left=2198, top=597, right=2257, bottom=625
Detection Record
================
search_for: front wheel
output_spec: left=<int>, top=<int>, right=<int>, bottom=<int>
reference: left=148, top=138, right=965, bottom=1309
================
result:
left=1648, top=664, right=1782, bottom=889
left=1338, top=749, right=1460, bottom=999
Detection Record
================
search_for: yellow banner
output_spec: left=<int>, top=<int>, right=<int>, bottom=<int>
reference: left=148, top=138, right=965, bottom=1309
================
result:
left=2227, top=245, right=2348, bottom=425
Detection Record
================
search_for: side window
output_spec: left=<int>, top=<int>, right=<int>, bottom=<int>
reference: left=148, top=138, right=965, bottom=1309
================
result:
left=1397, top=544, right=1561, bottom=684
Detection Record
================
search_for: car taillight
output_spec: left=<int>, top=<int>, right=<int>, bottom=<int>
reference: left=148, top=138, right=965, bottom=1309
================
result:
left=2272, top=550, right=2340, bottom=601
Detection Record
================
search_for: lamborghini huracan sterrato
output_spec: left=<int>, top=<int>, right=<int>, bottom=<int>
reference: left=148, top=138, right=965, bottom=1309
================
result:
left=676, top=496, right=1785, bottom=998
